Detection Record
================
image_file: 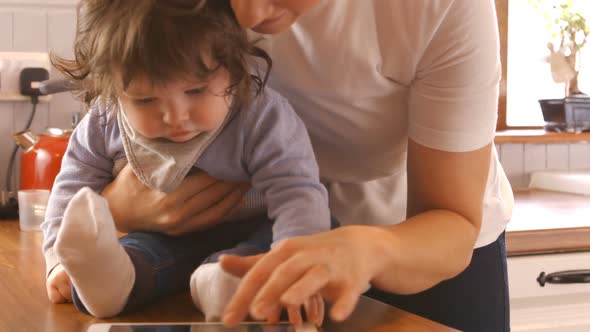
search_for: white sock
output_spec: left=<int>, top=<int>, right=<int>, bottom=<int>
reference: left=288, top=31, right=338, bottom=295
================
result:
left=54, top=187, right=135, bottom=318
left=190, top=262, right=241, bottom=321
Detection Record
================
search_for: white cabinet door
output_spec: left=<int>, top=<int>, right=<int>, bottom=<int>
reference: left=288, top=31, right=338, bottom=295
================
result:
left=508, top=252, right=590, bottom=332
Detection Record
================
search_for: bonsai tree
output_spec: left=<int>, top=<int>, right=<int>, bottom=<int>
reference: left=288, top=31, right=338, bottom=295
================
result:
left=529, top=0, right=590, bottom=96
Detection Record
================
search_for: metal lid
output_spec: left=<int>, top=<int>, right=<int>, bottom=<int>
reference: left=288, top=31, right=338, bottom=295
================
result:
left=13, top=130, right=40, bottom=152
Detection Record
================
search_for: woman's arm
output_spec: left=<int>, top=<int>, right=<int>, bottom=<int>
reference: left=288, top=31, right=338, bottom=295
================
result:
left=102, top=164, right=249, bottom=235
left=220, top=139, right=492, bottom=325
left=369, top=139, right=491, bottom=293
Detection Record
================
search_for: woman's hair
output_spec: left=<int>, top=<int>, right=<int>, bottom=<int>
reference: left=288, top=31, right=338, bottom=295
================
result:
left=52, top=0, right=272, bottom=108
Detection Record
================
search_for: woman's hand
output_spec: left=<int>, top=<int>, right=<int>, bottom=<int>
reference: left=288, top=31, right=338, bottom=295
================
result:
left=220, top=226, right=392, bottom=326
left=46, top=264, right=72, bottom=303
left=102, top=164, right=250, bottom=236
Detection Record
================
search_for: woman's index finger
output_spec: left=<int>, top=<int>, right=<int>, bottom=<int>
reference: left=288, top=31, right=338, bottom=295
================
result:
left=223, top=247, right=294, bottom=325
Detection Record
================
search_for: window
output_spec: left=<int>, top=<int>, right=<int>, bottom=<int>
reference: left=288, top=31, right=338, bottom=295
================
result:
left=501, top=0, right=590, bottom=128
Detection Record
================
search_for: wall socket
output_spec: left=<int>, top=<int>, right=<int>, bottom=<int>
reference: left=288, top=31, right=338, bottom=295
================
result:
left=0, top=52, right=51, bottom=102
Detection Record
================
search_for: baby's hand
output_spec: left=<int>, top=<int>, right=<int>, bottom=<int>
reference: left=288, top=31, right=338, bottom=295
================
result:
left=46, top=264, right=72, bottom=303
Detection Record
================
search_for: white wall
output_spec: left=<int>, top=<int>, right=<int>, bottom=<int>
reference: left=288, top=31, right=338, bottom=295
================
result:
left=0, top=0, right=80, bottom=189
left=497, top=142, right=590, bottom=189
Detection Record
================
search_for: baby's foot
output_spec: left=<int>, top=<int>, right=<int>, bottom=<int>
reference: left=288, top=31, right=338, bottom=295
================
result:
left=190, top=262, right=241, bottom=321
left=54, top=187, right=135, bottom=318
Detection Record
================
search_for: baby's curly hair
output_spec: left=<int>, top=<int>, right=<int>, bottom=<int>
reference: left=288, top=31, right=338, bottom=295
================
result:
left=53, top=0, right=271, bottom=108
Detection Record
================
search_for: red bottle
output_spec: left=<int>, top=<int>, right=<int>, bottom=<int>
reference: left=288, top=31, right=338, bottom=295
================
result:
left=15, top=128, right=71, bottom=191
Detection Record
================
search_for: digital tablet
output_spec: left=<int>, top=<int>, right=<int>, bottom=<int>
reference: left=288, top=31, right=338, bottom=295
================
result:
left=86, top=322, right=318, bottom=332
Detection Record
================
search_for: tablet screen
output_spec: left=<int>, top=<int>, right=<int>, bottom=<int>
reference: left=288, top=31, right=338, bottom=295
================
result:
left=107, top=324, right=298, bottom=332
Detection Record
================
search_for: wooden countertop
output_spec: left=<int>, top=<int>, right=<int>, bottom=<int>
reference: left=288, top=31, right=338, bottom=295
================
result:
left=0, top=221, right=456, bottom=332
left=506, top=190, right=590, bottom=256
left=2, top=189, right=581, bottom=330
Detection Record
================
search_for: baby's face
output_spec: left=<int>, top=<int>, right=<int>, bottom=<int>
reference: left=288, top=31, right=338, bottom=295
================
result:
left=230, top=0, right=320, bottom=34
left=118, top=69, right=232, bottom=143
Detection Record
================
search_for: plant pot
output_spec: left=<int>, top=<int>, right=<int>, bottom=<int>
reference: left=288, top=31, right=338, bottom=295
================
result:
left=539, top=96, right=590, bottom=132
left=539, top=98, right=566, bottom=132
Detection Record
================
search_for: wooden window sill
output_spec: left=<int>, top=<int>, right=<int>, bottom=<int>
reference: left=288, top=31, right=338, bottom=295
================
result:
left=495, top=129, right=590, bottom=144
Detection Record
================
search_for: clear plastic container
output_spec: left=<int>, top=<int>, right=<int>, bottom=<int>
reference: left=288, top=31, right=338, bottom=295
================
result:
left=17, top=189, right=50, bottom=232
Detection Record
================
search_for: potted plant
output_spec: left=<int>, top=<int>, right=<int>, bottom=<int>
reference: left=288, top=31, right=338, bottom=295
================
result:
left=529, top=0, right=590, bottom=96
left=529, top=0, right=590, bottom=131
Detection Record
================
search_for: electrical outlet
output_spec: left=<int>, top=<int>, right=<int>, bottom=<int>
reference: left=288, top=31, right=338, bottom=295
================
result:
left=0, top=52, right=51, bottom=102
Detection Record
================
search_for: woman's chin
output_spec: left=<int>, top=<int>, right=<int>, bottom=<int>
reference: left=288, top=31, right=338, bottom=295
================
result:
left=252, top=15, right=294, bottom=34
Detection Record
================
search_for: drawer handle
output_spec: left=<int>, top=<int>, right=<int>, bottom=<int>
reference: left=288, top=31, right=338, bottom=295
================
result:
left=537, top=269, right=590, bottom=287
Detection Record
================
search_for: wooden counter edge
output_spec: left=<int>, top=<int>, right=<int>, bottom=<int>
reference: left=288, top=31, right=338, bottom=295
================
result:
left=506, top=227, right=590, bottom=256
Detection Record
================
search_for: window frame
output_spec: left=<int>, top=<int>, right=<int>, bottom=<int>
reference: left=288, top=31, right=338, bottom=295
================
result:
left=495, top=0, right=541, bottom=131
left=496, top=0, right=510, bottom=131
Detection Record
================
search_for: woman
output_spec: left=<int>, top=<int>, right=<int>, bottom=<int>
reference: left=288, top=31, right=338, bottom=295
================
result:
left=103, top=0, right=512, bottom=330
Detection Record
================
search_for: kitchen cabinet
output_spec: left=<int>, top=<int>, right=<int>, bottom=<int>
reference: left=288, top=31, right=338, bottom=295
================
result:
left=506, top=190, right=590, bottom=332
left=509, top=252, right=590, bottom=331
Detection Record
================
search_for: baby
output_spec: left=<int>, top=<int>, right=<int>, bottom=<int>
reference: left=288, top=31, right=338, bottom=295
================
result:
left=41, top=0, right=330, bottom=323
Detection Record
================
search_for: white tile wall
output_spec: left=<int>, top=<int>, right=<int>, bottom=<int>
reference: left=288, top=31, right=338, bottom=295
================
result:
left=568, top=143, right=590, bottom=170
left=500, top=144, right=526, bottom=189
left=498, top=142, right=590, bottom=190
left=0, top=0, right=80, bottom=190
left=546, top=144, right=569, bottom=170
left=523, top=144, right=546, bottom=185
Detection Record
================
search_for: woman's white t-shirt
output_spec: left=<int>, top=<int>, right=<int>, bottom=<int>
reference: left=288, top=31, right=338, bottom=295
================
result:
left=253, top=0, right=513, bottom=248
